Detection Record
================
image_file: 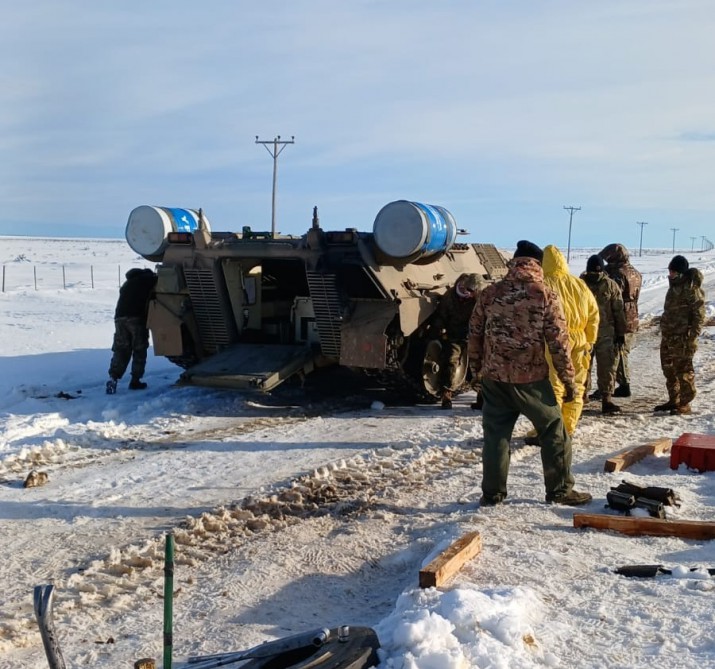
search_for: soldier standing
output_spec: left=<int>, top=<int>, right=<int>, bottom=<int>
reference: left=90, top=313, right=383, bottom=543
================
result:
left=468, top=240, right=592, bottom=507
left=580, top=255, right=627, bottom=414
left=538, top=244, right=599, bottom=433
left=599, top=243, right=642, bottom=397
left=655, top=255, right=705, bottom=415
left=106, top=268, right=158, bottom=394
left=431, top=273, right=482, bottom=409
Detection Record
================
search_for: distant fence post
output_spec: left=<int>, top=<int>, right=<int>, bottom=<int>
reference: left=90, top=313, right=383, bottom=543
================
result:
left=91, top=265, right=94, bottom=289
left=62, top=265, right=66, bottom=290
left=2, top=265, right=4, bottom=293
left=34, top=266, right=37, bottom=291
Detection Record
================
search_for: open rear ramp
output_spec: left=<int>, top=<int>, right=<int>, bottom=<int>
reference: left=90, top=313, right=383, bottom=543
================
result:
left=181, top=344, right=315, bottom=391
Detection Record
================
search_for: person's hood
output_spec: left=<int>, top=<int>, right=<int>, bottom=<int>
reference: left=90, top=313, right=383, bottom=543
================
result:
left=599, top=243, right=630, bottom=265
left=542, top=245, right=569, bottom=277
left=670, top=267, right=704, bottom=288
left=506, top=256, right=544, bottom=282
left=125, top=267, right=155, bottom=280
left=691, top=267, right=704, bottom=287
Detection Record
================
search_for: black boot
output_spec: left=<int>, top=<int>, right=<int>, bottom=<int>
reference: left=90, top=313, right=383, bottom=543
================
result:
left=613, top=383, right=631, bottom=398
left=129, top=376, right=147, bottom=390
left=654, top=400, right=677, bottom=412
left=106, top=377, right=118, bottom=395
left=602, top=395, right=622, bottom=415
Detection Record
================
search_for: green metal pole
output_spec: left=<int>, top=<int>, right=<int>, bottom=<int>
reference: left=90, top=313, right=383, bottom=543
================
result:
left=163, top=533, right=175, bottom=669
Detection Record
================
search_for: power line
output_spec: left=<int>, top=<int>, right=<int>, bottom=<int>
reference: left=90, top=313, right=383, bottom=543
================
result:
left=255, top=135, right=295, bottom=238
left=670, top=227, right=679, bottom=254
left=636, top=221, right=648, bottom=257
left=690, top=236, right=697, bottom=251
left=563, top=205, right=581, bottom=263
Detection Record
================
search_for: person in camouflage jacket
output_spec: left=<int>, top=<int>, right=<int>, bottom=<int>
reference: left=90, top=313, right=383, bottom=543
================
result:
left=599, top=243, right=642, bottom=397
left=655, top=255, right=706, bottom=415
left=431, top=273, right=483, bottom=409
left=580, top=254, right=627, bottom=414
left=468, top=240, right=591, bottom=507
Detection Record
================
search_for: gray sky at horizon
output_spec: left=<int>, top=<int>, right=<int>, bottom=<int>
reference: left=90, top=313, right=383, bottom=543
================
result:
left=1, top=0, right=714, bottom=252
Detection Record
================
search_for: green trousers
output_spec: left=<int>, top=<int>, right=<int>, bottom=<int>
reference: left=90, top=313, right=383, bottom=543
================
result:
left=481, top=378, right=575, bottom=499
left=660, top=335, right=697, bottom=406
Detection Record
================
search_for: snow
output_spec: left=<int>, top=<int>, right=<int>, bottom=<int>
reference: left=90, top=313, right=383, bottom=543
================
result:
left=0, top=237, right=714, bottom=669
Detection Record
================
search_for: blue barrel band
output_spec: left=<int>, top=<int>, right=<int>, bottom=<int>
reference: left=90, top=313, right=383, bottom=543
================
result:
left=165, top=208, right=198, bottom=233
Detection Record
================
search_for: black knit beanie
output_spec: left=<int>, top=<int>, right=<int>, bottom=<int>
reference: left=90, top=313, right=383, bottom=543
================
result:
left=513, top=240, right=544, bottom=264
left=586, top=254, right=604, bottom=273
left=668, top=255, right=689, bottom=274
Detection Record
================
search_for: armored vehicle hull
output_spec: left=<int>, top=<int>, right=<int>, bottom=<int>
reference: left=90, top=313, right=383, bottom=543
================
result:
left=132, top=202, right=507, bottom=401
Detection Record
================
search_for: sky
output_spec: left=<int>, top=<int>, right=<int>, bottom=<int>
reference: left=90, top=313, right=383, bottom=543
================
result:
left=2, top=1, right=715, bottom=250
left=0, top=237, right=714, bottom=668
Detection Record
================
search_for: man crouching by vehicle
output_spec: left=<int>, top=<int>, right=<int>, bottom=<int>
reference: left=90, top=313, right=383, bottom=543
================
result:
left=468, top=240, right=592, bottom=507
left=431, top=272, right=483, bottom=409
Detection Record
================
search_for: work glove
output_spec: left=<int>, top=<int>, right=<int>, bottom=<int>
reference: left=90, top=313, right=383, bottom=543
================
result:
left=614, top=334, right=626, bottom=348
left=563, top=383, right=577, bottom=403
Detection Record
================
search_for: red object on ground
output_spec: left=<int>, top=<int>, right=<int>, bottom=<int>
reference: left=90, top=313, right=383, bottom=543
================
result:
left=670, top=433, right=715, bottom=472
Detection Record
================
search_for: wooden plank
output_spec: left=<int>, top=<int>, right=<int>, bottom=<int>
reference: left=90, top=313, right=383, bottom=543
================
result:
left=574, top=513, right=715, bottom=540
left=419, top=531, right=482, bottom=589
left=604, top=437, right=672, bottom=473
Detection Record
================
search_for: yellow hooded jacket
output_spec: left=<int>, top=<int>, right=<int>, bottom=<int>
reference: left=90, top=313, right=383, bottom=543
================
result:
left=541, top=245, right=600, bottom=434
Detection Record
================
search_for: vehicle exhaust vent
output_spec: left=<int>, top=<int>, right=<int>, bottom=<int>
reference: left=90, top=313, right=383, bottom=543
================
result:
left=306, top=272, right=342, bottom=357
left=184, top=268, right=231, bottom=353
left=473, top=243, right=508, bottom=279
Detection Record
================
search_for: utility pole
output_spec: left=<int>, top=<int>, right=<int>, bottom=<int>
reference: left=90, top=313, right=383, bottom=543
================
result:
left=670, top=227, right=679, bottom=253
left=690, top=236, right=697, bottom=251
left=563, top=205, right=581, bottom=263
left=701, top=235, right=707, bottom=251
left=636, top=221, right=648, bottom=257
left=255, top=135, right=295, bottom=238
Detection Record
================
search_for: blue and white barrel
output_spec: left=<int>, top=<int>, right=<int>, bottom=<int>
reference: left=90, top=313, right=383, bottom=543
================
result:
left=372, top=200, right=458, bottom=260
left=125, top=205, right=211, bottom=260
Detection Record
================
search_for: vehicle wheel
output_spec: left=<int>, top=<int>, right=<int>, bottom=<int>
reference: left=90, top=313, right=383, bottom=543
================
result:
left=239, top=626, right=380, bottom=669
left=420, top=339, right=443, bottom=398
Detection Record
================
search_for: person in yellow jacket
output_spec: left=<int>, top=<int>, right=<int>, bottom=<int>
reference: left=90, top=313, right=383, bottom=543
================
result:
left=526, top=245, right=599, bottom=439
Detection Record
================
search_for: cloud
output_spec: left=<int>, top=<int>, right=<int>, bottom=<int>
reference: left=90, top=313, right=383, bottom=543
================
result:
left=678, top=131, right=715, bottom=142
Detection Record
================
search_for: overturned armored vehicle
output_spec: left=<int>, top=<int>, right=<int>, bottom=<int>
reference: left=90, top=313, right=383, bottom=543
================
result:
left=127, top=201, right=507, bottom=400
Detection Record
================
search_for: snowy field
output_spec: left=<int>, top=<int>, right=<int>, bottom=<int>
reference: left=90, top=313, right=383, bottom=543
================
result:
left=0, top=236, right=714, bottom=669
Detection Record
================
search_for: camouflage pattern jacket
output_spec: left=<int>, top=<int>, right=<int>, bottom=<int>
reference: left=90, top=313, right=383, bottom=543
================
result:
left=431, top=287, right=477, bottom=340
left=468, top=257, right=575, bottom=385
left=661, top=268, right=706, bottom=340
left=580, top=271, right=627, bottom=339
left=600, top=243, right=642, bottom=333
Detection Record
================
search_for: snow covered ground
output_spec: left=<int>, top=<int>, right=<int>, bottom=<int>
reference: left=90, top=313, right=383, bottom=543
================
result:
left=0, top=236, right=714, bottom=669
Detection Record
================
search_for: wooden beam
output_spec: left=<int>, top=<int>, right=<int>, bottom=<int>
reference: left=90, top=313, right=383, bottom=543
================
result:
left=419, top=531, right=482, bottom=589
left=604, top=437, right=672, bottom=473
left=574, top=513, right=715, bottom=540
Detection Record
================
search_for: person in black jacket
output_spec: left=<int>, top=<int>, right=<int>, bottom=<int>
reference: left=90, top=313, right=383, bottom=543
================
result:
left=106, top=268, right=157, bottom=394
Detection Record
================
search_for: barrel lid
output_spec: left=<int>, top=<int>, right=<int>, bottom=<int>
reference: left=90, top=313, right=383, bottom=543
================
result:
left=373, top=200, right=429, bottom=258
left=126, top=206, right=172, bottom=258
